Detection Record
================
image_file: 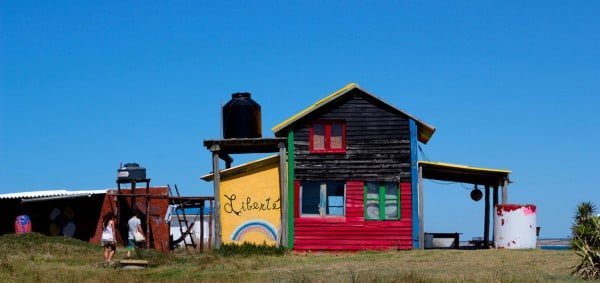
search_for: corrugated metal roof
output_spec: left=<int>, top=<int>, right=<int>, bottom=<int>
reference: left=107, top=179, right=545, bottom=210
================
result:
left=271, top=83, right=436, bottom=144
left=0, top=189, right=107, bottom=200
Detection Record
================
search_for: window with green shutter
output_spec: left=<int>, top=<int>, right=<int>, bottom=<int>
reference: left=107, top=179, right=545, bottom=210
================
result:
left=364, top=182, right=400, bottom=220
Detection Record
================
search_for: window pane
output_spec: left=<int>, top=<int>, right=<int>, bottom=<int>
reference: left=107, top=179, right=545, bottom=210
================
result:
left=301, top=182, right=320, bottom=215
left=327, top=196, right=344, bottom=216
left=385, top=183, right=398, bottom=200
left=313, top=124, right=325, bottom=150
left=330, top=123, right=343, bottom=149
left=326, top=182, right=345, bottom=216
left=366, top=200, right=379, bottom=219
left=385, top=200, right=398, bottom=219
left=366, top=182, right=379, bottom=199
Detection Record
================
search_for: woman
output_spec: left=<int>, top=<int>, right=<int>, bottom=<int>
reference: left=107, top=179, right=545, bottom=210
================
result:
left=101, top=212, right=116, bottom=262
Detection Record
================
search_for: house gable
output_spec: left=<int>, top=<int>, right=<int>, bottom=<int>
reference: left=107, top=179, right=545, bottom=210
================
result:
left=272, top=83, right=435, bottom=144
left=293, top=88, right=412, bottom=182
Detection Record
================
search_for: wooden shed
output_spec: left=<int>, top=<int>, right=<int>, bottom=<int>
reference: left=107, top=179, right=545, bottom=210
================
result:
left=0, top=187, right=173, bottom=252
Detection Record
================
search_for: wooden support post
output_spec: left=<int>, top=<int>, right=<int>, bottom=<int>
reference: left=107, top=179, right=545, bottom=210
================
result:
left=194, top=205, right=204, bottom=251
left=210, top=144, right=222, bottom=249
left=484, top=185, right=490, bottom=248
left=502, top=178, right=509, bottom=204
left=278, top=142, right=288, bottom=248
left=131, top=180, right=137, bottom=211
left=418, top=165, right=424, bottom=249
left=208, top=200, right=213, bottom=249
left=492, top=183, right=499, bottom=245
left=145, top=181, right=150, bottom=249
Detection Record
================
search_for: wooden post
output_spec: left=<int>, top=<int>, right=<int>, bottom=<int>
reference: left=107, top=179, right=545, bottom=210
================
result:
left=484, top=185, right=490, bottom=248
left=502, top=178, right=509, bottom=204
left=145, top=181, right=150, bottom=249
left=199, top=203, right=205, bottom=251
left=210, top=144, right=222, bottom=249
left=492, top=183, right=499, bottom=245
left=131, top=180, right=137, bottom=211
left=418, top=165, right=424, bottom=249
left=208, top=200, right=213, bottom=249
left=278, top=142, right=288, bottom=248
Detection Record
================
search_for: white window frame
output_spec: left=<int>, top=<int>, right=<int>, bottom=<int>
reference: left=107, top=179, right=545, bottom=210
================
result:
left=300, top=182, right=346, bottom=217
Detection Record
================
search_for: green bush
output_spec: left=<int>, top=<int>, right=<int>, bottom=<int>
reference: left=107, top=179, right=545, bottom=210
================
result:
left=216, top=242, right=287, bottom=257
left=571, top=201, right=600, bottom=280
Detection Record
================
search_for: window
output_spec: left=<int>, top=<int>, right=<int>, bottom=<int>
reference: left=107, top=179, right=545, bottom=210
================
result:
left=365, top=182, right=400, bottom=220
left=300, top=181, right=345, bottom=216
left=309, top=121, right=346, bottom=153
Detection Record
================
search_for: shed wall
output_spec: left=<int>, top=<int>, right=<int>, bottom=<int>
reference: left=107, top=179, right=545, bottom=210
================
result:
left=219, top=161, right=281, bottom=245
left=92, top=187, right=170, bottom=252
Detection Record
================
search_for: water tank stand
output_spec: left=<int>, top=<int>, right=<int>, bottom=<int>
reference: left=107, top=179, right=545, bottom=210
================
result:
left=117, top=178, right=151, bottom=249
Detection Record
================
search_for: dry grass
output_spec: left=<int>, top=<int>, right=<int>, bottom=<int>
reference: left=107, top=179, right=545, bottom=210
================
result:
left=0, top=233, right=581, bottom=282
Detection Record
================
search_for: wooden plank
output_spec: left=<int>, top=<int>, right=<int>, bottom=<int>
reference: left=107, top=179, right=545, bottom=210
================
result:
left=278, top=142, right=288, bottom=248
left=484, top=185, right=490, bottom=248
left=208, top=200, right=213, bottom=248
left=502, top=178, right=509, bottom=204
left=287, top=130, right=296, bottom=249
left=418, top=165, right=424, bottom=249
left=210, top=145, right=222, bottom=249
left=492, top=183, right=499, bottom=244
left=199, top=205, right=204, bottom=251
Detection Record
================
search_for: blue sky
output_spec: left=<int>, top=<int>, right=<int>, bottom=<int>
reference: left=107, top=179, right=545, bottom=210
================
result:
left=1, top=1, right=598, bottom=239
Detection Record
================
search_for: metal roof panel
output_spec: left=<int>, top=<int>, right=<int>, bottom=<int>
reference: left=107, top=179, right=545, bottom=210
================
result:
left=0, top=189, right=108, bottom=199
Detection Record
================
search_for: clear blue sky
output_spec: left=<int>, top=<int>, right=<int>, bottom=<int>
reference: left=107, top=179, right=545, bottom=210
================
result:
left=1, top=1, right=598, bottom=240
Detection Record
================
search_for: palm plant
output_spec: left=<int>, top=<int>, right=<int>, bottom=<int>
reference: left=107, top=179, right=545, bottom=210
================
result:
left=571, top=201, right=600, bottom=279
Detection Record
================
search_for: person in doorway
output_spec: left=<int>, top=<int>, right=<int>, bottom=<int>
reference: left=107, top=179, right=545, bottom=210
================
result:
left=101, top=212, right=116, bottom=263
left=127, top=210, right=144, bottom=257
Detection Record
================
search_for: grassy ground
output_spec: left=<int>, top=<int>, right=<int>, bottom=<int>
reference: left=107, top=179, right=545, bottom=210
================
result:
left=0, top=233, right=581, bottom=282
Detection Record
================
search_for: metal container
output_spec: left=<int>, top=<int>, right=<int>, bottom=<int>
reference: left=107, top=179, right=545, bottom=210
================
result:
left=494, top=204, right=537, bottom=249
left=222, top=92, right=262, bottom=139
left=117, top=163, right=147, bottom=181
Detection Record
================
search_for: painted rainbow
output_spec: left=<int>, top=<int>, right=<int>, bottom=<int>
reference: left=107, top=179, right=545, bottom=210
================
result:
left=231, top=220, right=278, bottom=242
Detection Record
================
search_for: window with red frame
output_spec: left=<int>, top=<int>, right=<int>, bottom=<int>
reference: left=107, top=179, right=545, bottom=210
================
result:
left=309, top=121, right=346, bottom=153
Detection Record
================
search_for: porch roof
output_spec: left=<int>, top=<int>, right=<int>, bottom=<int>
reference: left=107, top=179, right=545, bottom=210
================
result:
left=419, top=161, right=511, bottom=186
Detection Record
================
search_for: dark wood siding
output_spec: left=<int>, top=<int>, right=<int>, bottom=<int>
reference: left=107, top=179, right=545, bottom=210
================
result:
left=293, top=181, right=413, bottom=251
left=294, top=91, right=411, bottom=182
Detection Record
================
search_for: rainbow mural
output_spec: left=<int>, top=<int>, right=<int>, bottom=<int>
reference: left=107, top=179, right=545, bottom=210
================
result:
left=231, top=220, right=278, bottom=242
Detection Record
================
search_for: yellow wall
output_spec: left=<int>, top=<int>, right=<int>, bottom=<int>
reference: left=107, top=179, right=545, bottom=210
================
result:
left=220, top=162, right=281, bottom=245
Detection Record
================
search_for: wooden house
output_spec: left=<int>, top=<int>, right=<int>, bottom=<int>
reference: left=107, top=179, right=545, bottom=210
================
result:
left=271, top=83, right=435, bottom=251
left=204, top=83, right=512, bottom=251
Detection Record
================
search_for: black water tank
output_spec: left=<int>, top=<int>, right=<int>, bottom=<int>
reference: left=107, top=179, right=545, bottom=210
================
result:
left=222, top=92, right=262, bottom=139
left=117, top=163, right=147, bottom=182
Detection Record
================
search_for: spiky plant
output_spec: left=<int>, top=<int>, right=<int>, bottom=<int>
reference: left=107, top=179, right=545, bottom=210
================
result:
left=571, top=201, right=600, bottom=280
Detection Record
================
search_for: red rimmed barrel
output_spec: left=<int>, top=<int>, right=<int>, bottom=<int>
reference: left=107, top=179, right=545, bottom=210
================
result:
left=494, top=204, right=537, bottom=249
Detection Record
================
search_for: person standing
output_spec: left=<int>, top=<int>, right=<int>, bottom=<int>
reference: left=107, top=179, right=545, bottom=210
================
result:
left=127, top=210, right=144, bottom=258
left=101, top=212, right=116, bottom=262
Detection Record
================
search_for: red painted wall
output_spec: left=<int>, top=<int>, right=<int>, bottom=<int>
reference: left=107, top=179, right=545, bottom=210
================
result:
left=91, top=187, right=170, bottom=252
left=293, top=181, right=412, bottom=251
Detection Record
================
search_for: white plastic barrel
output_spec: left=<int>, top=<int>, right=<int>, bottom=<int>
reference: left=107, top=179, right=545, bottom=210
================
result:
left=494, top=204, right=537, bottom=249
